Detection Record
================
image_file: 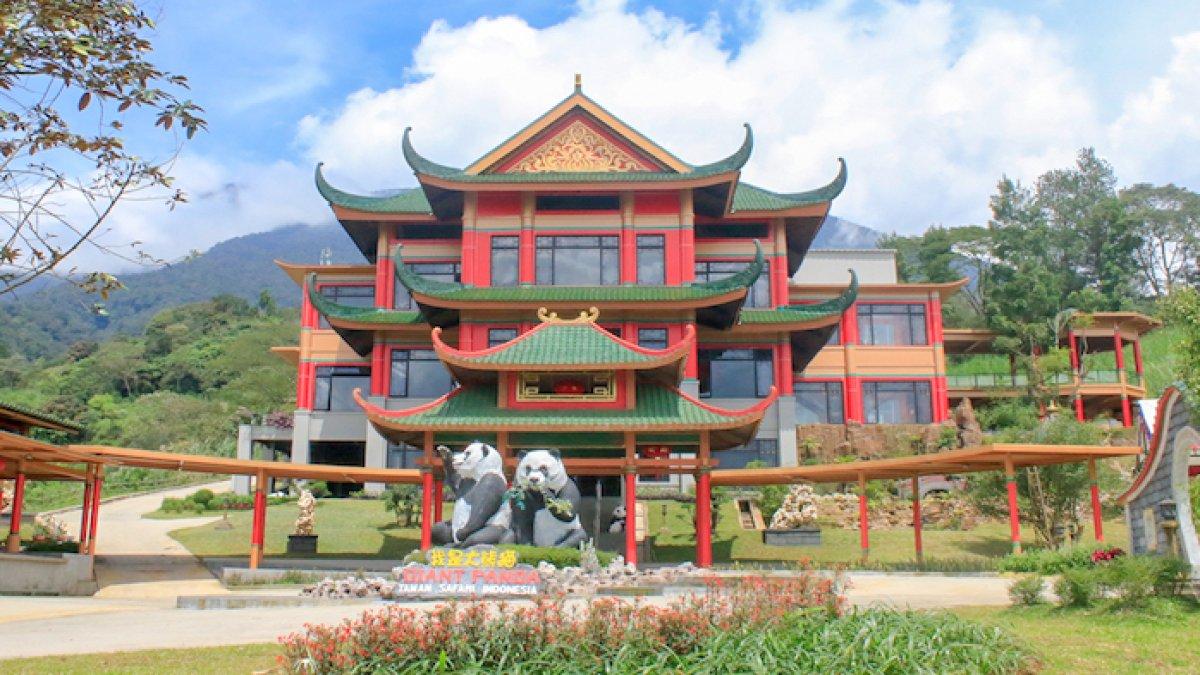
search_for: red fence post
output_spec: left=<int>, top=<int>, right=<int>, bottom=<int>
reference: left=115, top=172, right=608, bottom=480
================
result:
left=6, top=467, right=26, bottom=553
left=1004, top=457, right=1021, bottom=554
left=857, top=473, right=869, bottom=563
left=912, top=476, right=923, bottom=565
left=1088, top=459, right=1104, bottom=543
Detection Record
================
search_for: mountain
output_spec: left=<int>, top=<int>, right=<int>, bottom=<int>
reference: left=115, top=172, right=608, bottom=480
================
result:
left=0, top=223, right=362, bottom=360
left=0, top=216, right=880, bottom=360
left=812, top=216, right=882, bottom=249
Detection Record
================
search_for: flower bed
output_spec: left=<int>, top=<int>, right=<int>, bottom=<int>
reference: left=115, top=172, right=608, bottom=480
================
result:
left=280, top=575, right=842, bottom=673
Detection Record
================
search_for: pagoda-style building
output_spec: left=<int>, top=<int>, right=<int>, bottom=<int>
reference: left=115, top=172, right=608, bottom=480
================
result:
left=253, top=80, right=974, bottom=558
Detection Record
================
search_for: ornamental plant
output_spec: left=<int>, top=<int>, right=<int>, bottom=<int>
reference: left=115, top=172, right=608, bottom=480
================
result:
left=278, top=574, right=843, bottom=673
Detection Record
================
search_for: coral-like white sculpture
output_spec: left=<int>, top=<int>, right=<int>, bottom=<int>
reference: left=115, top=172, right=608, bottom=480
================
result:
left=293, top=489, right=315, bottom=536
left=769, top=484, right=819, bottom=529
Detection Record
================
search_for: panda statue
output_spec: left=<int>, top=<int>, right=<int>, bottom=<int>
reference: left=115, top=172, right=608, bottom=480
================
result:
left=508, top=448, right=588, bottom=548
left=606, top=504, right=627, bottom=533
left=430, top=441, right=511, bottom=547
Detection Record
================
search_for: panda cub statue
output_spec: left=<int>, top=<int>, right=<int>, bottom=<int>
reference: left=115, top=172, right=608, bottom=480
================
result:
left=509, top=449, right=588, bottom=548
left=606, top=505, right=627, bottom=533
left=430, top=441, right=511, bottom=547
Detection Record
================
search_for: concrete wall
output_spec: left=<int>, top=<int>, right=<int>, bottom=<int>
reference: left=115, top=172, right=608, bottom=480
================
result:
left=0, top=552, right=96, bottom=595
left=793, top=249, right=898, bottom=285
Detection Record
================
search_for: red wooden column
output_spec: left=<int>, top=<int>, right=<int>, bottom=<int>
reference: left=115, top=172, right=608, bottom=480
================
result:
left=695, top=431, right=712, bottom=568
left=857, top=473, right=869, bottom=563
left=1114, top=330, right=1132, bottom=427
left=1133, top=338, right=1144, bottom=379
left=1068, top=330, right=1085, bottom=421
left=1004, top=457, right=1021, bottom=554
left=87, top=467, right=104, bottom=555
left=624, top=431, right=638, bottom=567
left=912, top=476, right=923, bottom=565
left=78, top=465, right=94, bottom=554
left=6, top=464, right=26, bottom=553
left=433, top=481, right=444, bottom=522
left=420, top=432, right=434, bottom=550
left=249, top=470, right=267, bottom=569
left=1088, top=459, right=1104, bottom=543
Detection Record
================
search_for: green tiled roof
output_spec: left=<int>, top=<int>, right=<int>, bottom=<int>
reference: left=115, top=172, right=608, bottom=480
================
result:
left=306, top=275, right=426, bottom=325
left=739, top=271, right=858, bottom=325
left=730, top=159, right=847, bottom=212
left=443, top=323, right=675, bottom=368
left=315, top=164, right=433, bottom=214
left=401, top=125, right=752, bottom=184
left=362, top=384, right=765, bottom=434
left=0, top=400, right=81, bottom=433
left=395, top=240, right=763, bottom=304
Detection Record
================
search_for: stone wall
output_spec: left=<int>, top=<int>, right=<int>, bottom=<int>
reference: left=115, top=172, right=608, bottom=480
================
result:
left=796, top=422, right=957, bottom=462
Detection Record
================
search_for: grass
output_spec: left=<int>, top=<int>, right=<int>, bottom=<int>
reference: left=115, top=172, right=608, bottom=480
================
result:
left=956, top=603, right=1200, bottom=674
left=21, top=473, right=219, bottom=514
left=0, top=643, right=279, bottom=674
left=167, top=497, right=1129, bottom=569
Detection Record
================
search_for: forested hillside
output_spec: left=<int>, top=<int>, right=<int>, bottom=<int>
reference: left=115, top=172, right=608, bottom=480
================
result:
left=0, top=224, right=362, bottom=360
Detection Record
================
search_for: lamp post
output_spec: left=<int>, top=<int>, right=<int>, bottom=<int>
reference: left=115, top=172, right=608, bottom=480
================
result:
left=1158, top=499, right=1179, bottom=557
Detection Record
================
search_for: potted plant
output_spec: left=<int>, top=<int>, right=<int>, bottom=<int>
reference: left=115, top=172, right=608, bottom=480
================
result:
left=287, top=489, right=318, bottom=554
left=762, top=483, right=822, bottom=546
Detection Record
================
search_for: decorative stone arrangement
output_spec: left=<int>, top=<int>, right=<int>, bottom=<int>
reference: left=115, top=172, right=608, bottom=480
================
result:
left=765, top=484, right=982, bottom=531
left=768, top=484, right=819, bottom=530
left=287, top=489, right=317, bottom=554
left=300, top=556, right=707, bottom=600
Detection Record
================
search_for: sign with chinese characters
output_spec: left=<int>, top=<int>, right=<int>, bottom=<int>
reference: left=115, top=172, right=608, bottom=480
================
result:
left=391, top=547, right=541, bottom=598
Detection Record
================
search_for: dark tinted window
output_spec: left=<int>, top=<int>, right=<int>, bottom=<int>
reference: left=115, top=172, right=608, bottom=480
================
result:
left=695, top=260, right=770, bottom=308
left=638, top=328, right=669, bottom=350
left=794, top=381, right=844, bottom=424
left=490, top=236, right=519, bottom=287
left=858, top=304, right=927, bottom=345
left=395, top=262, right=460, bottom=309
left=390, top=350, right=454, bottom=398
left=317, top=285, right=374, bottom=329
left=488, top=328, right=518, bottom=347
left=313, top=366, right=371, bottom=411
left=698, top=348, right=773, bottom=398
left=536, top=236, right=619, bottom=286
left=863, top=380, right=932, bottom=424
left=636, top=235, right=665, bottom=284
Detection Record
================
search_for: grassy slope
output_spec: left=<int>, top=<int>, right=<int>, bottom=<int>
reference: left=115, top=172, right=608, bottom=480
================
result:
left=0, top=643, right=279, bottom=675
left=167, top=498, right=1129, bottom=567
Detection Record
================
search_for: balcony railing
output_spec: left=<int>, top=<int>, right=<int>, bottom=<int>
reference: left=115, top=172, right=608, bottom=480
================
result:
left=947, top=370, right=1141, bottom=390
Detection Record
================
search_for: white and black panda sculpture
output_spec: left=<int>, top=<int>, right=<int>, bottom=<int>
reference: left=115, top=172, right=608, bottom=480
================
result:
left=508, top=449, right=588, bottom=548
left=430, top=441, right=511, bottom=547
left=606, top=504, right=627, bottom=533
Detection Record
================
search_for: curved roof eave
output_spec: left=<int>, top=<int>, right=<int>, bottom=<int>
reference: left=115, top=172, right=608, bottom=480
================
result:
left=314, top=162, right=433, bottom=215
left=730, top=158, right=847, bottom=213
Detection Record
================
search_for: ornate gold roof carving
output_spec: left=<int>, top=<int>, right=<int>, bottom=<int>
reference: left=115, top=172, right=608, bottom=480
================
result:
left=506, top=120, right=651, bottom=173
left=537, top=306, right=600, bottom=324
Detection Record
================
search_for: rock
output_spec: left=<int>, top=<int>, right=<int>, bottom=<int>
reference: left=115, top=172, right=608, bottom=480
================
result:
left=293, top=490, right=316, bottom=536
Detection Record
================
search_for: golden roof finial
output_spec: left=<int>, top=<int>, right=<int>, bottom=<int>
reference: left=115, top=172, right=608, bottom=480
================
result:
left=538, top=306, right=599, bottom=324
left=574, top=73, right=582, bottom=91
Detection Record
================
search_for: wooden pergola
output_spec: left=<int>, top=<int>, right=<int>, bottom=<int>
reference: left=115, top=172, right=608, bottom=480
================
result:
left=712, top=443, right=1140, bottom=560
left=1, top=430, right=419, bottom=567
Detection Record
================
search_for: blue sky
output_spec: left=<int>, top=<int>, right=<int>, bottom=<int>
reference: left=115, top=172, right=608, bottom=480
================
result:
left=80, top=0, right=1200, bottom=268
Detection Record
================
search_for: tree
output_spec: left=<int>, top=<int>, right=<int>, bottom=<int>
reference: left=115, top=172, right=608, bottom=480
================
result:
left=1, top=1, right=206, bottom=297
left=1122, top=183, right=1200, bottom=297
left=1162, top=287, right=1200, bottom=411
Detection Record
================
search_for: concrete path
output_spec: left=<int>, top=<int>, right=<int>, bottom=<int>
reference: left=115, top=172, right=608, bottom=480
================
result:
left=55, top=481, right=233, bottom=598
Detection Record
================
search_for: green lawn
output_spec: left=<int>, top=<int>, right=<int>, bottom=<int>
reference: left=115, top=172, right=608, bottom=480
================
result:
left=955, top=604, right=1200, bottom=674
left=167, top=497, right=1128, bottom=568
left=0, top=643, right=279, bottom=674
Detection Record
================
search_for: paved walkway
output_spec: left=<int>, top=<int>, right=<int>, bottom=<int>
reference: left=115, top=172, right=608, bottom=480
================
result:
left=57, top=481, right=233, bottom=598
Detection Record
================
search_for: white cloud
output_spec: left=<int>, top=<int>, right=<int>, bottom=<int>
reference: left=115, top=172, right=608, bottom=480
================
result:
left=296, top=0, right=1100, bottom=232
left=1108, top=31, right=1200, bottom=187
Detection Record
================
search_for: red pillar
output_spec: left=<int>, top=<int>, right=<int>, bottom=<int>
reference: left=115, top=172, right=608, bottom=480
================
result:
left=420, top=432, right=434, bottom=550
left=250, top=472, right=267, bottom=569
left=1088, top=459, right=1104, bottom=543
left=1114, top=330, right=1132, bottom=427
left=1068, top=331, right=1085, bottom=421
left=695, top=431, right=712, bottom=567
left=857, top=474, right=869, bottom=562
left=912, top=476, right=923, bottom=565
left=87, top=468, right=104, bottom=555
left=433, top=481, right=444, bottom=522
left=1004, top=458, right=1021, bottom=554
left=78, top=467, right=94, bottom=553
left=1133, top=339, right=1144, bottom=378
left=6, top=468, right=26, bottom=552
left=624, top=470, right=638, bottom=567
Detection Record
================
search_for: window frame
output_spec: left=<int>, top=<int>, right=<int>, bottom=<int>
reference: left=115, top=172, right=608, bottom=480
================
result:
left=316, top=283, right=375, bottom=329
left=534, top=235, right=620, bottom=286
left=635, top=234, right=666, bottom=284
left=697, top=347, right=774, bottom=399
left=694, top=259, right=770, bottom=308
left=312, top=365, right=371, bottom=412
left=857, top=303, right=928, bottom=346
left=637, top=327, right=669, bottom=350
left=862, top=380, right=933, bottom=424
left=793, top=380, right=845, bottom=425
left=389, top=348, right=455, bottom=399
left=394, top=261, right=461, bottom=310
left=490, top=236, right=520, bottom=288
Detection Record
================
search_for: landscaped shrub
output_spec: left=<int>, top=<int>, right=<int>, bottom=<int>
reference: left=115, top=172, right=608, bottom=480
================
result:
left=278, top=575, right=844, bottom=673
left=160, top=496, right=185, bottom=513
left=306, top=481, right=330, bottom=499
left=997, top=545, right=1104, bottom=574
left=1054, top=568, right=1098, bottom=608
left=189, top=488, right=215, bottom=508
left=1008, top=574, right=1045, bottom=606
left=1098, top=555, right=1177, bottom=609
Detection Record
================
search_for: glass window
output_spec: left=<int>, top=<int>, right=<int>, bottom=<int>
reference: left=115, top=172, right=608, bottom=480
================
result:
left=488, top=328, right=518, bottom=348
left=636, top=235, right=665, bottom=284
left=826, top=324, right=841, bottom=346
left=395, top=262, right=460, bottom=309
left=858, top=304, right=927, bottom=345
left=601, top=325, right=622, bottom=339
left=863, top=381, right=932, bottom=424
left=698, top=348, right=773, bottom=398
left=317, top=285, right=374, bottom=329
left=694, top=260, right=770, bottom=308
left=719, top=439, right=779, bottom=469
left=535, top=236, right=619, bottom=286
left=490, top=236, right=520, bottom=287
left=387, top=441, right=422, bottom=469
left=313, top=366, right=371, bottom=411
left=794, top=381, right=844, bottom=424
left=638, top=328, right=669, bottom=350
left=390, top=350, right=454, bottom=398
